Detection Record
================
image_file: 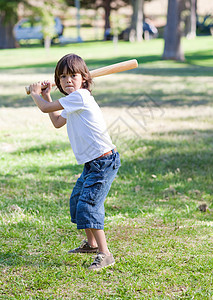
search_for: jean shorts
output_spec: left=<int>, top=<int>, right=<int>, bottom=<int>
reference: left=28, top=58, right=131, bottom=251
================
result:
left=70, top=149, right=121, bottom=230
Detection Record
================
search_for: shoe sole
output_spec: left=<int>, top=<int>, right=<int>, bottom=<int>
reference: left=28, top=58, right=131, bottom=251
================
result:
left=68, top=249, right=98, bottom=254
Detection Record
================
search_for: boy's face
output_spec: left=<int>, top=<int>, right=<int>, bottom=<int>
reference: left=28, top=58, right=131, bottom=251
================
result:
left=59, top=67, right=84, bottom=94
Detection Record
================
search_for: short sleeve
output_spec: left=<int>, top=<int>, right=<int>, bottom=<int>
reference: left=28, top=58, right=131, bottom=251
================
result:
left=59, top=90, right=84, bottom=114
left=60, top=109, right=67, bottom=119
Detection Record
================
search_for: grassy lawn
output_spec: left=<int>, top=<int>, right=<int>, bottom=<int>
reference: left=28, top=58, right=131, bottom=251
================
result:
left=0, top=37, right=213, bottom=299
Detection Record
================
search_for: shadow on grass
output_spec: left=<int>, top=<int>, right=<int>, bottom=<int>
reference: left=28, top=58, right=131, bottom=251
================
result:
left=139, top=65, right=213, bottom=77
left=1, top=47, right=213, bottom=108
left=1, top=52, right=213, bottom=76
left=0, top=89, right=62, bottom=108
left=2, top=128, right=213, bottom=205
left=185, top=49, right=213, bottom=66
left=0, top=252, right=31, bottom=267
left=0, top=95, right=35, bottom=108
left=1, top=88, right=212, bottom=108
left=95, top=90, right=212, bottom=107
left=0, top=252, right=49, bottom=268
left=0, top=55, right=149, bottom=70
left=12, top=141, right=71, bottom=155
left=107, top=128, right=213, bottom=215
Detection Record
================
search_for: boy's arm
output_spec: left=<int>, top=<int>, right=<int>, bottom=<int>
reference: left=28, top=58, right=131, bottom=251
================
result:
left=30, top=82, right=66, bottom=128
left=48, top=111, right=66, bottom=128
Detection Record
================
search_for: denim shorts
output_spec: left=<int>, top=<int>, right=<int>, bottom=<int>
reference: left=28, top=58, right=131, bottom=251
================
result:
left=70, top=150, right=121, bottom=230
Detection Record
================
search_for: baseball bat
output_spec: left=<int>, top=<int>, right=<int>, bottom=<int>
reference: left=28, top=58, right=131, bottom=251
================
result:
left=25, top=59, right=138, bottom=95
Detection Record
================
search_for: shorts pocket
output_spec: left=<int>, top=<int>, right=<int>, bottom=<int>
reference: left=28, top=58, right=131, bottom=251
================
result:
left=80, top=179, right=105, bottom=206
left=90, top=160, right=101, bottom=172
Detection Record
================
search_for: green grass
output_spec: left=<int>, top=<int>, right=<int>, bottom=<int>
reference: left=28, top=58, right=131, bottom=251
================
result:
left=0, top=37, right=213, bottom=299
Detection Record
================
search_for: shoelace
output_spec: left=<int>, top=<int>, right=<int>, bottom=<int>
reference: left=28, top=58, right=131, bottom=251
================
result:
left=92, top=254, right=105, bottom=265
left=80, top=240, right=88, bottom=248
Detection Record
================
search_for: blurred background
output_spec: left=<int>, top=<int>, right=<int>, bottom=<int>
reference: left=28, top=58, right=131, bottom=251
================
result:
left=0, top=0, right=213, bottom=59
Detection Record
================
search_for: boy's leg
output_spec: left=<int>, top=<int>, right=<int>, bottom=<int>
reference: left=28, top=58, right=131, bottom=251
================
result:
left=88, top=228, right=115, bottom=270
left=85, top=228, right=98, bottom=248
left=86, top=228, right=110, bottom=256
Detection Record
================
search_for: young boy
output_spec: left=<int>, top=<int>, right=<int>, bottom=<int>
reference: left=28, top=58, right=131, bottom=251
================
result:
left=29, top=53, right=121, bottom=270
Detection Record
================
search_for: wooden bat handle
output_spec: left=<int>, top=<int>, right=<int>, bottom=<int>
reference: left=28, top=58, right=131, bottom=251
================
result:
left=25, top=59, right=138, bottom=95
left=25, top=83, right=56, bottom=95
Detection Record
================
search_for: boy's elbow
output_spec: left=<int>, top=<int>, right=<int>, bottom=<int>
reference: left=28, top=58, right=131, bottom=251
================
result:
left=54, top=116, right=66, bottom=129
left=55, top=122, right=65, bottom=129
left=54, top=123, right=61, bottom=129
left=53, top=119, right=65, bottom=128
left=41, top=106, right=49, bottom=113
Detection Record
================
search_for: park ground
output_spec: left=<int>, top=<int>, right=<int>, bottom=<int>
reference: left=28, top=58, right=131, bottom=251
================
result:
left=0, top=37, right=213, bottom=299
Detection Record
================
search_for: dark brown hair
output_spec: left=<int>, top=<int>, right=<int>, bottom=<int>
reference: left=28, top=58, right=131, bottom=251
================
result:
left=54, top=54, right=93, bottom=95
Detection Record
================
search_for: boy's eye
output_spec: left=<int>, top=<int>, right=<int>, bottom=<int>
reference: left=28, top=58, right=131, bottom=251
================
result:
left=60, top=74, right=76, bottom=79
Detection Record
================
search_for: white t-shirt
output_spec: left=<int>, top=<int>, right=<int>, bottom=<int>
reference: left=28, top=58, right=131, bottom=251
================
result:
left=59, top=89, right=115, bottom=165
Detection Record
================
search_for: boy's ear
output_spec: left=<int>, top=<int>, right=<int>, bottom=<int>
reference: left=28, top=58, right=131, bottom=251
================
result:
left=82, top=80, right=87, bottom=89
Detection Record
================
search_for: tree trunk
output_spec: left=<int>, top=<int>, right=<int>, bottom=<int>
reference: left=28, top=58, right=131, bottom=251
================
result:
left=130, top=0, right=144, bottom=42
left=44, top=36, right=51, bottom=50
left=162, top=0, right=184, bottom=61
left=185, top=0, right=196, bottom=39
left=104, top=0, right=112, bottom=40
left=0, top=13, right=16, bottom=49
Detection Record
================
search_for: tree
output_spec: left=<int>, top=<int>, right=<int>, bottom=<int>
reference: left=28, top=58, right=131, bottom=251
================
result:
left=183, top=0, right=196, bottom=39
left=129, top=0, right=144, bottom=42
left=0, top=0, right=23, bottom=49
left=103, top=0, right=111, bottom=39
left=29, top=2, right=59, bottom=50
left=162, top=0, right=185, bottom=61
left=0, top=0, right=63, bottom=49
left=121, top=0, right=153, bottom=42
left=66, top=0, right=129, bottom=40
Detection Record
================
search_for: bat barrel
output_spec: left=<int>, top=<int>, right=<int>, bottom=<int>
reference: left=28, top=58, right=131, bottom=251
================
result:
left=90, top=59, right=138, bottom=78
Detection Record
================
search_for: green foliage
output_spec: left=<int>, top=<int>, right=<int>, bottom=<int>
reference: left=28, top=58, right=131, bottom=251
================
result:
left=29, top=1, right=65, bottom=41
left=34, top=8, right=55, bottom=39
left=110, top=12, right=127, bottom=36
left=0, top=0, right=62, bottom=40
left=65, top=0, right=130, bottom=10
left=0, top=0, right=22, bottom=23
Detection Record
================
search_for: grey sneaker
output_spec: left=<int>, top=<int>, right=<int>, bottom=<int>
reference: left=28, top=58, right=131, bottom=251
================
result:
left=88, top=252, right=115, bottom=270
left=68, top=240, right=98, bottom=254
